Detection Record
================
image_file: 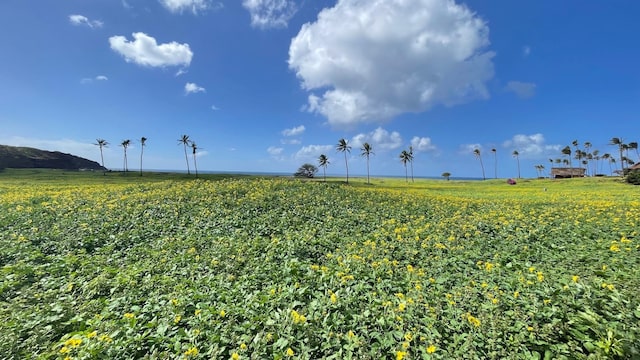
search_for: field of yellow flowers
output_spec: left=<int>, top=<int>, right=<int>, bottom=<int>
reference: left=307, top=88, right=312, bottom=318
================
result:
left=1, top=171, right=639, bottom=359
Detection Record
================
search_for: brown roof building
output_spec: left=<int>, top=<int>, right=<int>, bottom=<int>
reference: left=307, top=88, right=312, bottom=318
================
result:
left=550, top=167, right=586, bottom=178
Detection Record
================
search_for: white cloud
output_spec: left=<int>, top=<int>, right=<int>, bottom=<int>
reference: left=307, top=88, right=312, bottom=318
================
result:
left=461, top=143, right=482, bottom=154
left=267, top=146, right=284, bottom=156
left=523, top=45, right=531, bottom=57
left=410, top=136, right=436, bottom=152
left=503, top=134, right=561, bottom=158
left=289, top=0, right=494, bottom=128
left=69, top=14, right=103, bottom=28
left=109, top=32, right=193, bottom=67
left=294, top=144, right=333, bottom=160
left=242, top=0, right=297, bottom=29
left=185, top=82, right=206, bottom=94
left=351, top=127, right=402, bottom=151
left=281, top=139, right=301, bottom=145
left=175, top=68, right=188, bottom=77
left=281, top=125, right=305, bottom=136
left=80, top=75, right=109, bottom=84
left=160, top=0, right=222, bottom=14
left=505, top=81, right=536, bottom=99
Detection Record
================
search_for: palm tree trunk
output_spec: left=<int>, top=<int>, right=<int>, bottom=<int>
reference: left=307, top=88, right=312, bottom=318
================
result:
left=366, top=157, right=370, bottom=184
left=479, top=157, right=485, bottom=180
left=404, top=164, right=408, bottom=182
left=193, top=154, right=198, bottom=178
left=183, top=145, right=191, bottom=175
left=140, top=147, right=144, bottom=176
left=323, top=167, right=326, bottom=183
left=410, top=161, right=414, bottom=182
left=517, top=158, right=521, bottom=179
left=100, top=149, right=105, bottom=175
left=344, top=152, right=349, bottom=184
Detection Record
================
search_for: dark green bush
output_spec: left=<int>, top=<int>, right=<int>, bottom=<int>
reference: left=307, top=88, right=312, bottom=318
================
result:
left=626, top=170, right=640, bottom=185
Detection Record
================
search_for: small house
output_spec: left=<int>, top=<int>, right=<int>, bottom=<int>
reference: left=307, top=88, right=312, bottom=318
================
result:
left=550, top=167, right=586, bottom=179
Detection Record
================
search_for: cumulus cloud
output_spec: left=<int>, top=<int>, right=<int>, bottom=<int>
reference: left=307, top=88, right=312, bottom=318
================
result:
left=185, top=82, right=206, bottom=94
left=505, top=81, right=536, bottom=99
left=294, top=144, right=333, bottom=160
left=350, top=127, right=403, bottom=151
left=289, top=0, right=494, bottom=128
left=281, top=125, right=305, bottom=136
left=69, top=14, right=103, bottom=28
left=242, top=0, right=297, bottom=29
left=160, top=0, right=222, bottom=14
left=460, top=143, right=483, bottom=154
left=267, top=146, right=284, bottom=156
left=503, top=134, right=560, bottom=158
left=410, top=136, right=436, bottom=152
left=109, top=32, right=193, bottom=67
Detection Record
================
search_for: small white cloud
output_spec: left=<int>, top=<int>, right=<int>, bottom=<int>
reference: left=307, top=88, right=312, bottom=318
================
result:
left=175, top=68, right=188, bottom=77
left=281, top=125, right=305, bottom=136
left=289, top=0, right=495, bottom=128
left=211, top=104, right=220, bottom=110
left=96, top=75, right=108, bottom=81
left=410, top=136, right=436, bottom=152
left=160, top=0, right=221, bottom=14
left=461, top=143, right=483, bottom=154
left=281, top=139, right=301, bottom=145
left=351, top=127, right=403, bottom=151
left=267, top=146, right=284, bottom=156
left=295, top=144, right=333, bottom=160
left=505, top=81, right=536, bottom=99
left=523, top=45, right=531, bottom=57
left=69, top=14, right=103, bottom=28
left=80, top=75, right=109, bottom=84
left=503, top=133, right=560, bottom=158
left=242, top=0, right=297, bottom=29
left=185, top=82, right=206, bottom=95
left=109, top=32, right=193, bottom=68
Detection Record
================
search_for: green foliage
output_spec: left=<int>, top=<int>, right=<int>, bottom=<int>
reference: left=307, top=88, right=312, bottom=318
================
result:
left=626, top=170, right=640, bottom=185
left=294, top=163, right=318, bottom=178
left=1, top=174, right=639, bottom=358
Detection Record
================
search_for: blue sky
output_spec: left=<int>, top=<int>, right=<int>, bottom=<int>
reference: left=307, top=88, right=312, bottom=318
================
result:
left=1, top=0, right=639, bottom=178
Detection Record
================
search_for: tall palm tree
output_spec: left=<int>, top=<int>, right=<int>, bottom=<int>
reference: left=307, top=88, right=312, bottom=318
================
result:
left=473, top=148, right=485, bottom=180
left=491, top=148, right=497, bottom=178
left=121, top=139, right=131, bottom=173
left=190, top=141, right=199, bottom=178
left=628, top=142, right=639, bottom=162
left=609, top=137, right=625, bottom=175
left=399, top=150, right=412, bottom=182
left=318, top=154, right=329, bottom=182
left=512, top=150, right=521, bottom=179
left=139, top=137, right=147, bottom=176
left=360, top=142, right=374, bottom=184
left=561, top=146, right=573, bottom=169
left=442, top=172, right=451, bottom=181
left=408, top=146, right=415, bottom=182
left=94, top=139, right=108, bottom=174
left=178, top=135, right=191, bottom=175
left=602, top=153, right=611, bottom=175
left=336, top=138, right=351, bottom=184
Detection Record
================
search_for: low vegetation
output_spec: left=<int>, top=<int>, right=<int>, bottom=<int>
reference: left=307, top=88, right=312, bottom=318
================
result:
left=1, top=170, right=639, bottom=359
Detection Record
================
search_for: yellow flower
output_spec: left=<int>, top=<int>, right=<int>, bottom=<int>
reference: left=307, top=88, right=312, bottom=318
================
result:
left=513, top=291, right=519, bottom=298
left=330, top=292, right=338, bottom=304
left=184, top=347, right=198, bottom=357
left=231, top=352, right=240, bottom=360
left=291, top=309, right=307, bottom=324
left=572, top=275, right=579, bottom=283
left=610, top=243, right=620, bottom=252
left=240, top=343, right=247, bottom=350
left=527, top=326, right=534, bottom=331
left=396, top=350, right=407, bottom=360
left=404, top=332, right=412, bottom=341
left=406, top=264, right=414, bottom=272
left=174, top=315, right=181, bottom=324
left=347, top=330, right=355, bottom=338
left=397, top=302, right=406, bottom=312
left=427, top=345, right=436, bottom=354
left=87, top=330, right=97, bottom=338
left=65, top=338, right=82, bottom=347
left=123, top=312, right=135, bottom=319
left=286, top=348, right=295, bottom=357
left=219, top=310, right=226, bottom=318
left=171, top=298, right=179, bottom=306
left=466, top=313, right=481, bottom=327
left=195, top=309, right=202, bottom=316
left=59, top=346, right=70, bottom=354
left=536, top=271, right=544, bottom=282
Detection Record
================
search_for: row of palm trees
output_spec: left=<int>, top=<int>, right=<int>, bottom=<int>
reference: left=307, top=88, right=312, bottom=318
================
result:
left=94, top=137, right=147, bottom=176
left=318, top=139, right=418, bottom=184
left=473, top=137, right=638, bottom=180
left=94, top=135, right=202, bottom=177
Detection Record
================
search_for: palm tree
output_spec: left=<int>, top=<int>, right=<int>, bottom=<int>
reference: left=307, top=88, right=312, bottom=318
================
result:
left=94, top=139, right=108, bottom=174
left=139, top=137, right=147, bottom=176
left=178, top=135, right=191, bottom=175
left=399, top=150, right=412, bottom=182
left=628, top=142, right=639, bottom=162
left=409, top=146, right=415, bottom=182
left=602, top=153, right=611, bottom=175
left=336, top=138, right=351, bottom=184
left=190, top=141, right=199, bottom=178
left=473, top=148, right=485, bottom=180
left=561, top=146, right=572, bottom=170
left=121, top=139, right=131, bottom=173
left=512, top=150, right=521, bottom=179
left=442, top=172, right=451, bottom=181
left=318, top=154, right=329, bottom=182
left=610, top=137, right=625, bottom=175
left=491, top=148, right=497, bottom=179
left=360, top=142, right=374, bottom=184
left=534, top=165, right=541, bottom=178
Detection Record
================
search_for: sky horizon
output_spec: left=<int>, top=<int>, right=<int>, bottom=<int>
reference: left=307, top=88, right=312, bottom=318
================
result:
left=1, top=0, right=639, bottom=178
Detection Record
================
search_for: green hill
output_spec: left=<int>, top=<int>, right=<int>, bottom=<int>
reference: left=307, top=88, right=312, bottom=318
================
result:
left=0, top=144, right=105, bottom=170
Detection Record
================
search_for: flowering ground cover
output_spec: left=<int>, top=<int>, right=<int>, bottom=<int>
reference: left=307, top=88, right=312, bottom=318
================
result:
left=1, top=170, right=639, bottom=359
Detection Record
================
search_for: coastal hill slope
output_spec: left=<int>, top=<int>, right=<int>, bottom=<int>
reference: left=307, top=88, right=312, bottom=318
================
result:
left=0, top=144, right=105, bottom=170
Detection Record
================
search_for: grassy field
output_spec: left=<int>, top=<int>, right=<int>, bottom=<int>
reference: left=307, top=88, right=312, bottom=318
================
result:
left=1, top=169, right=639, bottom=359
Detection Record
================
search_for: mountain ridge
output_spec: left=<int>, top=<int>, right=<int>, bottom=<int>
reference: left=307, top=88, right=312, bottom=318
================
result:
left=0, top=144, right=105, bottom=170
